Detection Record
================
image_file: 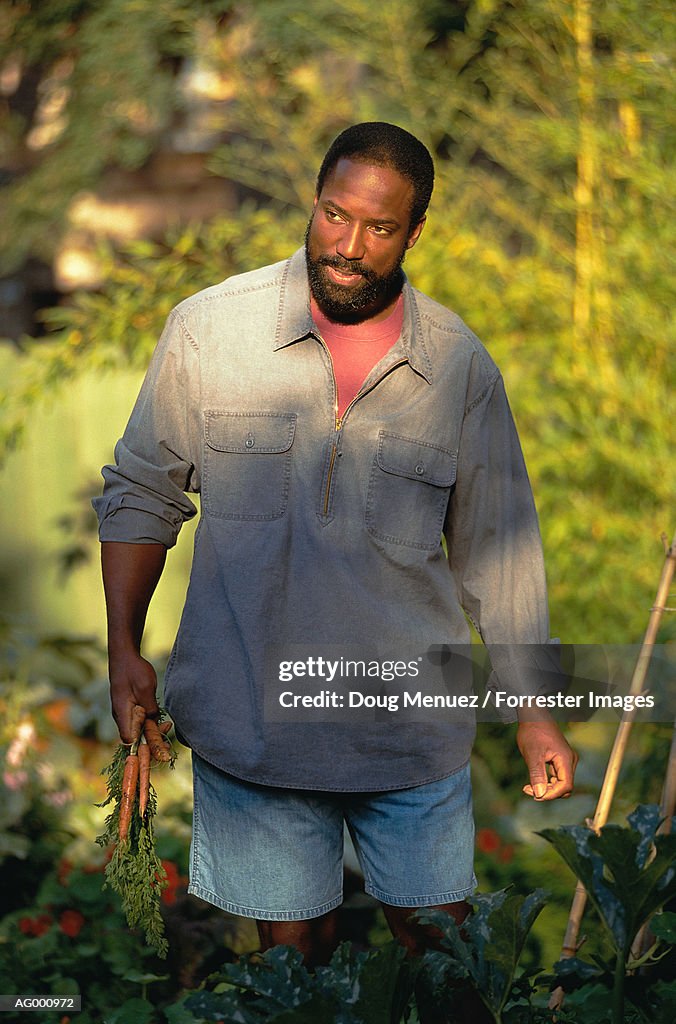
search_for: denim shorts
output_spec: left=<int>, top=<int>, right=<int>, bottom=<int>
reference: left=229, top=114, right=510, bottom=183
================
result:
left=188, top=753, right=477, bottom=921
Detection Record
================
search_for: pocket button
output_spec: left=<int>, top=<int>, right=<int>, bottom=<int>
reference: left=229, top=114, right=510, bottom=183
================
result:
left=245, top=433, right=255, bottom=448
left=415, top=462, right=425, bottom=475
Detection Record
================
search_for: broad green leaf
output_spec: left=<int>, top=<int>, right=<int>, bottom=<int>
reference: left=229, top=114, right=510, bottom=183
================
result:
left=272, top=994, right=342, bottom=1024
left=314, top=943, right=365, bottom=1007
left=485, top=888, right=548, bottom=978
left=650, top=911, right=676, bottom=944
left=551, top=955, right=604, bottom=987
left=353, top=941, right=418, bottom=1024
left=414, top=907, right=477, bottom=977
left=538, top=825, right=626, bottom=951
left=651, top=979, right=676, bottom=1018
left=103, top=997, right=155, bottom=1024
left=418, top=889, right=547, bottom=1017
left=627, top=805, right=663, bottom=867
left=164, top=997, right=201, bottom=1024
left=184, top=988, right=264, bottom=1023
left=122, top=970, right=170, bottom=984
left=540, top=808, right=676, bottom=958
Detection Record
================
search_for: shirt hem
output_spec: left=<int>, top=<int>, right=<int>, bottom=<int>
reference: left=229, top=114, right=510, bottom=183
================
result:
left=178, top=733, right=471, bottom=792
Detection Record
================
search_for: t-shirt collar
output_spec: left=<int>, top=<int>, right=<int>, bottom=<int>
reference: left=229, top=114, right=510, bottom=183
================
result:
left=273, top=248, right=433, bottom=384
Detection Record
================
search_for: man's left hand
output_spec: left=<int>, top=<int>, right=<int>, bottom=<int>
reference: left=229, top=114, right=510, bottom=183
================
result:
left=516, top=716, right=578, bottom=801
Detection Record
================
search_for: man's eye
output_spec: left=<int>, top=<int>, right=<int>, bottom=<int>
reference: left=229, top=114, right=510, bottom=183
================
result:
left=326, top=210, right=343, bottom=222
left=371, top=225, right=391, bottom=236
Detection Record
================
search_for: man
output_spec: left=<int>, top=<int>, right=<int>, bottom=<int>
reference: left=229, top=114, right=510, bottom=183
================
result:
left=94, top=122, right=576, bottom=968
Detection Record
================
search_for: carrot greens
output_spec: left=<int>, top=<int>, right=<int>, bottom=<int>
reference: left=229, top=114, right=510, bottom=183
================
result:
left=95, top=712, right=176, bottom=958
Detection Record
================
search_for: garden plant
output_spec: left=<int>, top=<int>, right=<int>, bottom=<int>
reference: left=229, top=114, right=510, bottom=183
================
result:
left=0, top=0, right=673, bottom=1021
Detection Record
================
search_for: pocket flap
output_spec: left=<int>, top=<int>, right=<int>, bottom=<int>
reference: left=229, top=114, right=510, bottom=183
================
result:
left=205, top=412, right=297, bottom=453
left=376, top=432, right=457, bottom=486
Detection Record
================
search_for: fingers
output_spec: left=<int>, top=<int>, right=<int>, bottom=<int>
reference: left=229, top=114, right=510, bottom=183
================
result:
left=143, top=717, right=172, bottom=762
left=524, top=748, right=578, bottom=801
left=113, top=698, right=143, bottom=745
left=109, top=654, right=160, bottom=743
left=517, top=719, right=578, bottom=802
left=129, top=704, right=146, bottom=744
left=115, top=701, right=173, bottom=749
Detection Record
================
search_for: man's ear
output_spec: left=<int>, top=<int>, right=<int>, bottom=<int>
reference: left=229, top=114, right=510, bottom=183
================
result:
left=313, top=195, right=318, bottom=209
left=406, top=215, right=426, bottom=250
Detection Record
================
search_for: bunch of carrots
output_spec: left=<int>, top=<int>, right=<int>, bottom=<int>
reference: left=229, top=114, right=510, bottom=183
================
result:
left=96, top=705, right=176, bottom=957
left=118, top=705, right=173, bottom=840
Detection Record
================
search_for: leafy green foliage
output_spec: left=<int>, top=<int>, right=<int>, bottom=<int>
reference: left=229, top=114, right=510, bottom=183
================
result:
left=0, top=859, right=166, bottom=1024
left=0, top=2, right=675, bottom=1017
left=2, top=0, right=673, bottom=645
left=539, top=807, right=676, bottom=960
left=417, top=888, right=548, bottom=1022
left=650, top=911, right=676, bottom=946
left=0, top=619, right=109, bottom=884
left=96, top=727, right=177, bottom=958
left=0, top=210, right=302, bottom=453
left=540, top=805, right=676, bottom=1023
left=0, top=0, right=231, bottom=274
left=185, top=941, right=419, bottom=1023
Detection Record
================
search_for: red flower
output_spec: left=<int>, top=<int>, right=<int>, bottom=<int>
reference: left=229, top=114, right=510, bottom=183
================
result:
left=31, top=913, right=52, bottom=936
left=498, top=843, right=515, bottom=864
left=18, top=913, right=52, bottom=937
left=59, top=909, right=85, bottom=938
left=159, top=859, right=184, bottom=906
left=477, top=828, right=501, bottom=855
left=57, top=858, right=73, bottom=886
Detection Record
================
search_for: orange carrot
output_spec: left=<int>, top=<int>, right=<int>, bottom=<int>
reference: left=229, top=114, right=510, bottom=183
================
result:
left=138, top=741, right=151, bottom=817
left=144, top=718, right=172, bottom=762
left=130, top=704, right=146, bottom=743
left=119, top=751, right=140, bottom=841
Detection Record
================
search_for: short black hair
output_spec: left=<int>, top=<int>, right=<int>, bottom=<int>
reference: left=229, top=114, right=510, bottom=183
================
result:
left=315, top=122, right=435, bottom=230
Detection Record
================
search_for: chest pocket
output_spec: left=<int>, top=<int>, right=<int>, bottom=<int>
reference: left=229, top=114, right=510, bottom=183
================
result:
left=366, top=432, right=457, bottom=550
left=203, top=412, right=296, bottom=520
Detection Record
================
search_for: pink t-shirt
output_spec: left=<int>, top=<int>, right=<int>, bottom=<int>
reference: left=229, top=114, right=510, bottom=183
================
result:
left=311, top=296, right=404, bottom=418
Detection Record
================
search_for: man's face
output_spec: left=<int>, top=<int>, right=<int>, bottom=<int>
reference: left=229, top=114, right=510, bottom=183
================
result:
left=305, top=158, right=425, bottom=324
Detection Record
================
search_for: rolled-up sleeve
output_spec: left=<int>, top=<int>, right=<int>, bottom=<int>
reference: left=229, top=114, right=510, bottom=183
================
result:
left=92, top=310, right=200, bottom=548
left=445, top=368, right=561, bottom=711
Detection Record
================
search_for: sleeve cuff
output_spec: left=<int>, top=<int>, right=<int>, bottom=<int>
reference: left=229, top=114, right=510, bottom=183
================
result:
left=93, top=495, right=182, bottom=548
left=485, top=641, right=567, bottom=722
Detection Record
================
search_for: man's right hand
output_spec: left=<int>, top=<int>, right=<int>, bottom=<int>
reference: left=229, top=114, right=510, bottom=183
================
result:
left=109, top=650, right=161, bottom=743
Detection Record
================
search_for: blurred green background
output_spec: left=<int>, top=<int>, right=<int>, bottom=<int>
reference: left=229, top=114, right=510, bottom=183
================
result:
left=0, top=0, right=674, bottom=1016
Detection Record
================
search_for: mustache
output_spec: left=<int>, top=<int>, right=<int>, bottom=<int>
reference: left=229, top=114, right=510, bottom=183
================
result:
left=316, top=254, right=376, bottom=282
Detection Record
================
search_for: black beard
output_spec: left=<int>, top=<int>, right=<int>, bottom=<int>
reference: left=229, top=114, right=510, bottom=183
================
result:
left=304, top=219, right=406, bottom=325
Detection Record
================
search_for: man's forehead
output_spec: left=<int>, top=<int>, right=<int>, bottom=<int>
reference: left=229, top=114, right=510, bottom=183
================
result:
left=318, top=157, right=414, bottom=218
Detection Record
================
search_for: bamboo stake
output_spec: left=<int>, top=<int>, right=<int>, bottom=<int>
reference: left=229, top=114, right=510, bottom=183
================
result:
left=550, top=529, right=676, bottom=1011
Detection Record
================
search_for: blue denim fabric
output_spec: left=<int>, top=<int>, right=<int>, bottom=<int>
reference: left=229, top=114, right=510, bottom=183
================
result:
left=189, top=752, right=477, bottom=920
left=93, top=248, right=552, bottom=790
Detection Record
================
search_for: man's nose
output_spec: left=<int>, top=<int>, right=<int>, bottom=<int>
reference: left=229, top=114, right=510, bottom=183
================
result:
left=336, top=223, right=365, bottom=262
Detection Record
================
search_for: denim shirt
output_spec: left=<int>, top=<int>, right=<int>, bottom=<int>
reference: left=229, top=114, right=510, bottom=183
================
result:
left=93, top=247, right=552, bottom=791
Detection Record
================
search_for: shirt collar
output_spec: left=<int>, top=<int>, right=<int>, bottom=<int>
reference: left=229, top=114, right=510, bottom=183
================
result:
left=273, top=247, right=433, bottom=384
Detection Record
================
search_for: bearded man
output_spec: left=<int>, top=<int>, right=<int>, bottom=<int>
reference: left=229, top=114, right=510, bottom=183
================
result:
left=94, top=122, right=576, bottom=968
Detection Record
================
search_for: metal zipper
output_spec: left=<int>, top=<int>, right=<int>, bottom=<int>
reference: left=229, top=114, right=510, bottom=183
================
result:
left=318, top=333, right=407, bottom=517
left=320, top=338, right=340, bottom=517
left=323, top=443, right=338, bottom=516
